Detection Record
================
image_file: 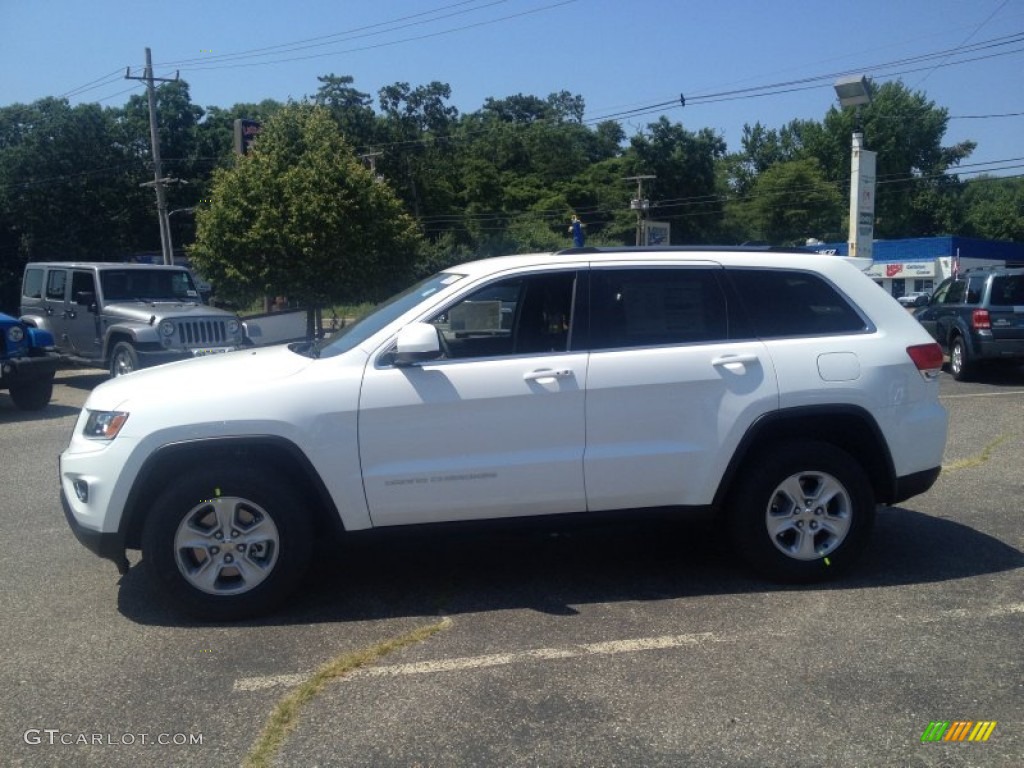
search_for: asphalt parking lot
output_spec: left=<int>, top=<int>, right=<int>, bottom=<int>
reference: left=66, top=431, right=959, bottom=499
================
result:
left=1, top=366, right=1021, bottom=767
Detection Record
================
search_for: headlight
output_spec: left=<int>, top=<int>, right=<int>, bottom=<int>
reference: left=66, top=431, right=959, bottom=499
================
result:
left=159, top=320, right=176, bottom=337
left=6, top=325, right=24, bottom=343
left=227, top=319, right=240, bottom=335
left=83, top=410, right=129, bottom=440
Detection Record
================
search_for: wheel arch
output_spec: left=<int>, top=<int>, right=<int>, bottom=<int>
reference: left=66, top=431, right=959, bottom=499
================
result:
left=121, top=436, right=344, bottom=550
left=103, top=331, right=137, bottom=363
left=712, top=405, right=897, bottom=510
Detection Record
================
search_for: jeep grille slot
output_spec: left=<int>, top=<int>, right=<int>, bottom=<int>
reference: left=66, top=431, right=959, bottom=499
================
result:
left=177, top=319, right=227, bottom=347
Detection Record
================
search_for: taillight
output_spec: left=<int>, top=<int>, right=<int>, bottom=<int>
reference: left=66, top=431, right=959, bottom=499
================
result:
left=971, top=309, right=991, bottom=330
left=906, top=343, right=943, bottom=380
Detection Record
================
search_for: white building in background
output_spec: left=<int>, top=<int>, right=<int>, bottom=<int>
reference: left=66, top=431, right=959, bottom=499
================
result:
left=807, top=236, right=1024, bottom=298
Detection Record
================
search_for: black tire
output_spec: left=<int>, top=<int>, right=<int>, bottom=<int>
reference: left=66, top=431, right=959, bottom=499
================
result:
left=109, top=341, right=139, bottom=378
left=949, top=335, right=974, bottom=382
left=8, top=374, right=54, bottom=410
left=141, top=465, right=312, bottom=620
left=728, top=441, right=875, bottom=583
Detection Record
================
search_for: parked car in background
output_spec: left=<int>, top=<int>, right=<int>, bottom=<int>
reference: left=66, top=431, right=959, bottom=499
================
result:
left=0, top=311, right=59, bottom=410
left=61, top=247, right=948, bottom=618
left=20, top=262, right=246, bottom=378
left=897, top=291, right=930, bottom=308
left=914, top=267, right=1024, bottom=380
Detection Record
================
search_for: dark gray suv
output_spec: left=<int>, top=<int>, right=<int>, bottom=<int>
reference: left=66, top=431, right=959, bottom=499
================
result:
left=914, top=267, right=1024, bottom=380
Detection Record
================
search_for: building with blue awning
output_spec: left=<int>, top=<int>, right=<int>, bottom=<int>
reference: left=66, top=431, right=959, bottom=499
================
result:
left=806, top=236, right=1024, bottom=298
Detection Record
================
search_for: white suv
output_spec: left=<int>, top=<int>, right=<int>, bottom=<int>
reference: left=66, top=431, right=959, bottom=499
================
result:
left=61, top=248, right=948, bottom=618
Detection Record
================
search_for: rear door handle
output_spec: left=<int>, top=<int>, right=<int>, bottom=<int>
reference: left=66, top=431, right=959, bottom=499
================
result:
left=523, top=368, right=572, bottom=382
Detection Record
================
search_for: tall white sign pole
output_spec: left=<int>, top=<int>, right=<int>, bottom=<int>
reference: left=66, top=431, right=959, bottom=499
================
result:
left=848, top=131, right=876, bottom=260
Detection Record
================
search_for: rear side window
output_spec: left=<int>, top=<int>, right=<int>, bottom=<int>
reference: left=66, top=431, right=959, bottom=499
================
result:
left=22, top=268, right=43, bottom=299
left=989, top=275, right=1024, bottom=307
left=729, top=268, right=868, bottom=338
left=966, top=276, right=986, bottom=304
left=589, top=268, right=729, bottom=349
left=46, top=269, right=67, bottom=301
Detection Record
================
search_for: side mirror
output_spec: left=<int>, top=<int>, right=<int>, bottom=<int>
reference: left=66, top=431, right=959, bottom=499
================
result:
left=394, top=322, right=442, bottom=366
left=915, top=294, right=929, bottom=307
left=75, top=290, right=95, bottom=306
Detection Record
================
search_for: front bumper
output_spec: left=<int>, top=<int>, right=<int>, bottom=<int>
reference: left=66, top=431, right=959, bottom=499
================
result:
left=0, top=352, right=60, bottom=384
left=61, top=487, right=129, bottom=572
left=136, top=346, right=239, bottom=368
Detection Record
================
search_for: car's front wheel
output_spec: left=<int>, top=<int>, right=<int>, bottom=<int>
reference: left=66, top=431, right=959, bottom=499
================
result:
left=8, top=374, right=54, bottom=410
left=728, top=441, right=875, bottom=582
left=109, top=341, right=139, bottom=378
left=142, top=465, right=313, bottom=619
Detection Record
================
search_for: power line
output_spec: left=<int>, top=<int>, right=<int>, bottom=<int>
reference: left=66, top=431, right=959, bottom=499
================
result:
left=158, top=0, right=511, bottom=69
left=176, top=1, right=579, bottom=72
left=909, top=0, right=1012, bottom=89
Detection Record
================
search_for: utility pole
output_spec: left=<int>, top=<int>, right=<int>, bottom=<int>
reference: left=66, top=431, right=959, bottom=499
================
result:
left=359, top=151, right=384, bottom=182
left=126, top=48, right=179, bottom=264
left=624, top=175, right=655, bottom=246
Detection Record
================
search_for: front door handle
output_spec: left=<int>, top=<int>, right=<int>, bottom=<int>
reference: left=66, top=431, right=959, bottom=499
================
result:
left=523, top=368, right=572, bottom=382
left=711, top=353, right=759, bottom=367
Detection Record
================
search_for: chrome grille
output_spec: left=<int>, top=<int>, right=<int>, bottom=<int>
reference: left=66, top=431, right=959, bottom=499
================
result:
left=177, top=319, right=228, bottom=347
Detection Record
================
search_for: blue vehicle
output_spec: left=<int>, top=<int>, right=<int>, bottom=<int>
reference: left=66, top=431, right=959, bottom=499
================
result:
left=1, top=311, right=59, bottom=410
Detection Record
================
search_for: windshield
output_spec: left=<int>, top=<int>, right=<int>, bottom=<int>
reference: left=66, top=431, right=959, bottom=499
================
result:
left=100, top=269, right=200, bottom=302
left=313, top=272, right=465, bottom=358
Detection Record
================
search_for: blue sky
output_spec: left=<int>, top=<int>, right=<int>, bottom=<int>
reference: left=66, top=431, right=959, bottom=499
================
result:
left=2, top=0, right=1022, bottom=174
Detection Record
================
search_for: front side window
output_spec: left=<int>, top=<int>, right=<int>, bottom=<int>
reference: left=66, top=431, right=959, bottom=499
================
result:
left=316, top=272, right=466, bottom=359
left=942, top=278, right=967, bottom=305
left=428, top=271, right=577, bottom=359
left=729, top=268, right=868, bottom=337
left=71, top=270, right=96, bottom=302
left=589, top=268, right=729, bottom=350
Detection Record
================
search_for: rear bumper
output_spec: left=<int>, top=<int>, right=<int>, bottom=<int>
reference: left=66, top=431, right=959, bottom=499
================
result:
left=972, top=336, right=1024, bottom=361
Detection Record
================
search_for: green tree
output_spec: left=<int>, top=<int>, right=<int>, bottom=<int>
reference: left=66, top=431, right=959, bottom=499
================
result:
left=803, top=81, right=974, bottom=237
left=377, top=81, right=460, bottom=220
left=190, top=105, right=422, bottom=312
left=960, top=175, right=1024, bottom=241
left=0, top=98, right=146, bottom=260
left=627, top=118, right=727, bottom=243
left=313, top=74, right=377, bottom=148
left=741, top=158, right=843, bottom=244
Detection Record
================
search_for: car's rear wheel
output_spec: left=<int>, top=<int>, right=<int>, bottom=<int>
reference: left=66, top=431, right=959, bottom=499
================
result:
left=728, top=441, right=875, bottom=582
left=949, top=335, right=974, bottom=381
left=142, top=465, right=312, bottom=619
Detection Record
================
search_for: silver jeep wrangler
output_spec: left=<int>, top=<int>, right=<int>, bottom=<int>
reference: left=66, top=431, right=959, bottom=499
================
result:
left=20, top=262, right=245, bottom=377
